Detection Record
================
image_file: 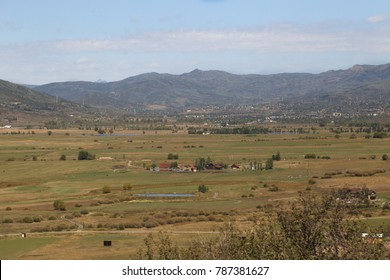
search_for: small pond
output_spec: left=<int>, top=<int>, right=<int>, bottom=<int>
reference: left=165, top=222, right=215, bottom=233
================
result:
left=135, top=193, right=194, bottom=198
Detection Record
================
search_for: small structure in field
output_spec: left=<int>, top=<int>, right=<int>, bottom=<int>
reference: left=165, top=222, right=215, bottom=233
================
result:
left=231, top=164, right=240, bottom=170
left=158, top=162, right=171, bottom=172
left=368, top=190, right=377, bottom=200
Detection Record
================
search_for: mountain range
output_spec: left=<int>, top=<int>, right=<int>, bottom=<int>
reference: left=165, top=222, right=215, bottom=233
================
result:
left=33, top=63, right=390, bottom=110
left=2, top=62, right=390, bottom=125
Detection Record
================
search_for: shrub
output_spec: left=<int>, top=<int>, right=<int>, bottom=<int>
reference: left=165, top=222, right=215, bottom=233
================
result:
left=198, top=184, right=208, bottom=193
left=382, top=154, right=389, bottom=161
left=167, top=153, right=179, bottom=160
left=373, top=132, right=387, bottom=138
left=78, top=150, right=95, bottom=160
left=22, top=216, right=34, bottom=223
left=32, top=216, right=42, bottom=222
left=59, top=154, right=66, bottom=160
left=269, top=185, right=279, bottom=192
left=48, top=216, right=57, bottom=220
left=2, top=218, right=13, bottom=223
left=80, top=209, right=89, bottom=215
left=308, top=179, right=316, bottom=185
left=53, top=199, right=66, bottom=211
left=47, top=131, right=52, bottom=136
left=32, top=155, right=37, bottom=161
left=5, top=206, right=12, bottom=211
left=304, top=154, right=316, bottom=159
left=102, top=185, right=111, bottom=194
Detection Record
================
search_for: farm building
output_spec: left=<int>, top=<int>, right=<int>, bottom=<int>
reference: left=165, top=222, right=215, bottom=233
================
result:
left=158, top=162, right=171, bottom=172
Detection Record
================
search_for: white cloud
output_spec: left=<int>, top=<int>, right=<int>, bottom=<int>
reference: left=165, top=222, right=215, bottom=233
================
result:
left=2, top=20, right=390, bottom=83
left=41, top=25, right=390, bottom=54
left=367, top=14, right=390, bottom=23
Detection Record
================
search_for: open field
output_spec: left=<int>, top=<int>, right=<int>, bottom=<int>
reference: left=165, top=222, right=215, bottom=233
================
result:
left=1, top=127, right=390, bottom=259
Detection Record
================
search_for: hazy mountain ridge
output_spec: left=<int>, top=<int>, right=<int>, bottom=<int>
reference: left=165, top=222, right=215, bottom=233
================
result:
left=26, top=63, right=390, bottom=110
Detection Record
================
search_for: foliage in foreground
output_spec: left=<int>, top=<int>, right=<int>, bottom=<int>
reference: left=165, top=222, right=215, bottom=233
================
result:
left=138, top=192, right=387, bottom=260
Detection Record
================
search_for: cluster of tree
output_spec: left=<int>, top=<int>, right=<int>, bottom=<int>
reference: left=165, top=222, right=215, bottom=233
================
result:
left=304, top=154, right=317, bottom=159
left=188, top=126, right=270, bottom=135
left=94, top=126, right=114, bottom=134
left=78, top=150, right=95, bottom=160
left=194, top=157, right=212, bottom=170
left=194, top=157, right=227, bottom=170
left=248, top=158, right=273, bottom=171
left=271, top=152, right=281, bottom=161
left=373, top=132, right=388, bottom=138
left=167, top=153, right=179, bottom=160
left=138, top=191, right=387, bottom=260
left=44, top=120, right=67, bottom=129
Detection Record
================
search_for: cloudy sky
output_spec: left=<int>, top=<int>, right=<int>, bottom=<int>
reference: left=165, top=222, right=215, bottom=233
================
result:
left=1, top=0, right=390, bottom=84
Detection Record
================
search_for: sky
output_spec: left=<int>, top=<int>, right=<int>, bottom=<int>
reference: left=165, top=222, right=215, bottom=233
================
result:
left=2, top=0, right=390, bottom=84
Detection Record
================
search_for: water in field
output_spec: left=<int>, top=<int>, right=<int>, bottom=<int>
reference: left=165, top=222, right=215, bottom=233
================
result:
left=135, top=193, right=194, bottom=197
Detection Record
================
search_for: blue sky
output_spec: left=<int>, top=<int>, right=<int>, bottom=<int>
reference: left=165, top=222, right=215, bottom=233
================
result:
left=1, top=0, right=390, bottom=84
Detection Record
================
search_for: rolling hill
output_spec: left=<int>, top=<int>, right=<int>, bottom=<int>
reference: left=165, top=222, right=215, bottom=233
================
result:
left=0, top=80, right=96, bottom=125
left=34, top=63, right=390, bottom=111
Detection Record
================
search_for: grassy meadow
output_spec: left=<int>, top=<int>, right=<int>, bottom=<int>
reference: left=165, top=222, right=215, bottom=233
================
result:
left=1, top=127, right=390, bottom=259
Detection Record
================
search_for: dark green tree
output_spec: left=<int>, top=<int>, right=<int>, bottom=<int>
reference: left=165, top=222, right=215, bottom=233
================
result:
left=78, top=150, right=95, bottom=160
left=198, top=184, right=209, bottom=193
left=265, top=158, right=273, bottom=170
left=272, top=152, right=281, bottom=161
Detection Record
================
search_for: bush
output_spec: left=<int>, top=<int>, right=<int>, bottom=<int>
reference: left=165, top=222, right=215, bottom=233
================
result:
left=53, top=199, right=66, bottom=211
left=48, top=216, right=57, bottom=220
left=272, top=152, right=281, bottom=161
left=198, top=184, right=209, bottom=193
left=102, top=185, right=111, bottom=194
left=78, top=150, right=95, bottom=160
left=304, top=154, right=316, bottom=159
left=59, top=154, right=66, bottom=160
left=2, top=218, right=13, bottom=223
left=80, top=209, right=89, bottom=215
left=269, top=185, right=279, bottom=192
left=382, top=154, right=389, bottom=161
left=140, top=192, right=387, bottom=260
left=167, top=153, right=179, bottom=160
left=373, top=132, right=387, bottom=138
left=22, top=216, right=33, bottom=223
left=5, top=207, right=12, bottom=211
left=32, top=216, right=42, bottom=222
